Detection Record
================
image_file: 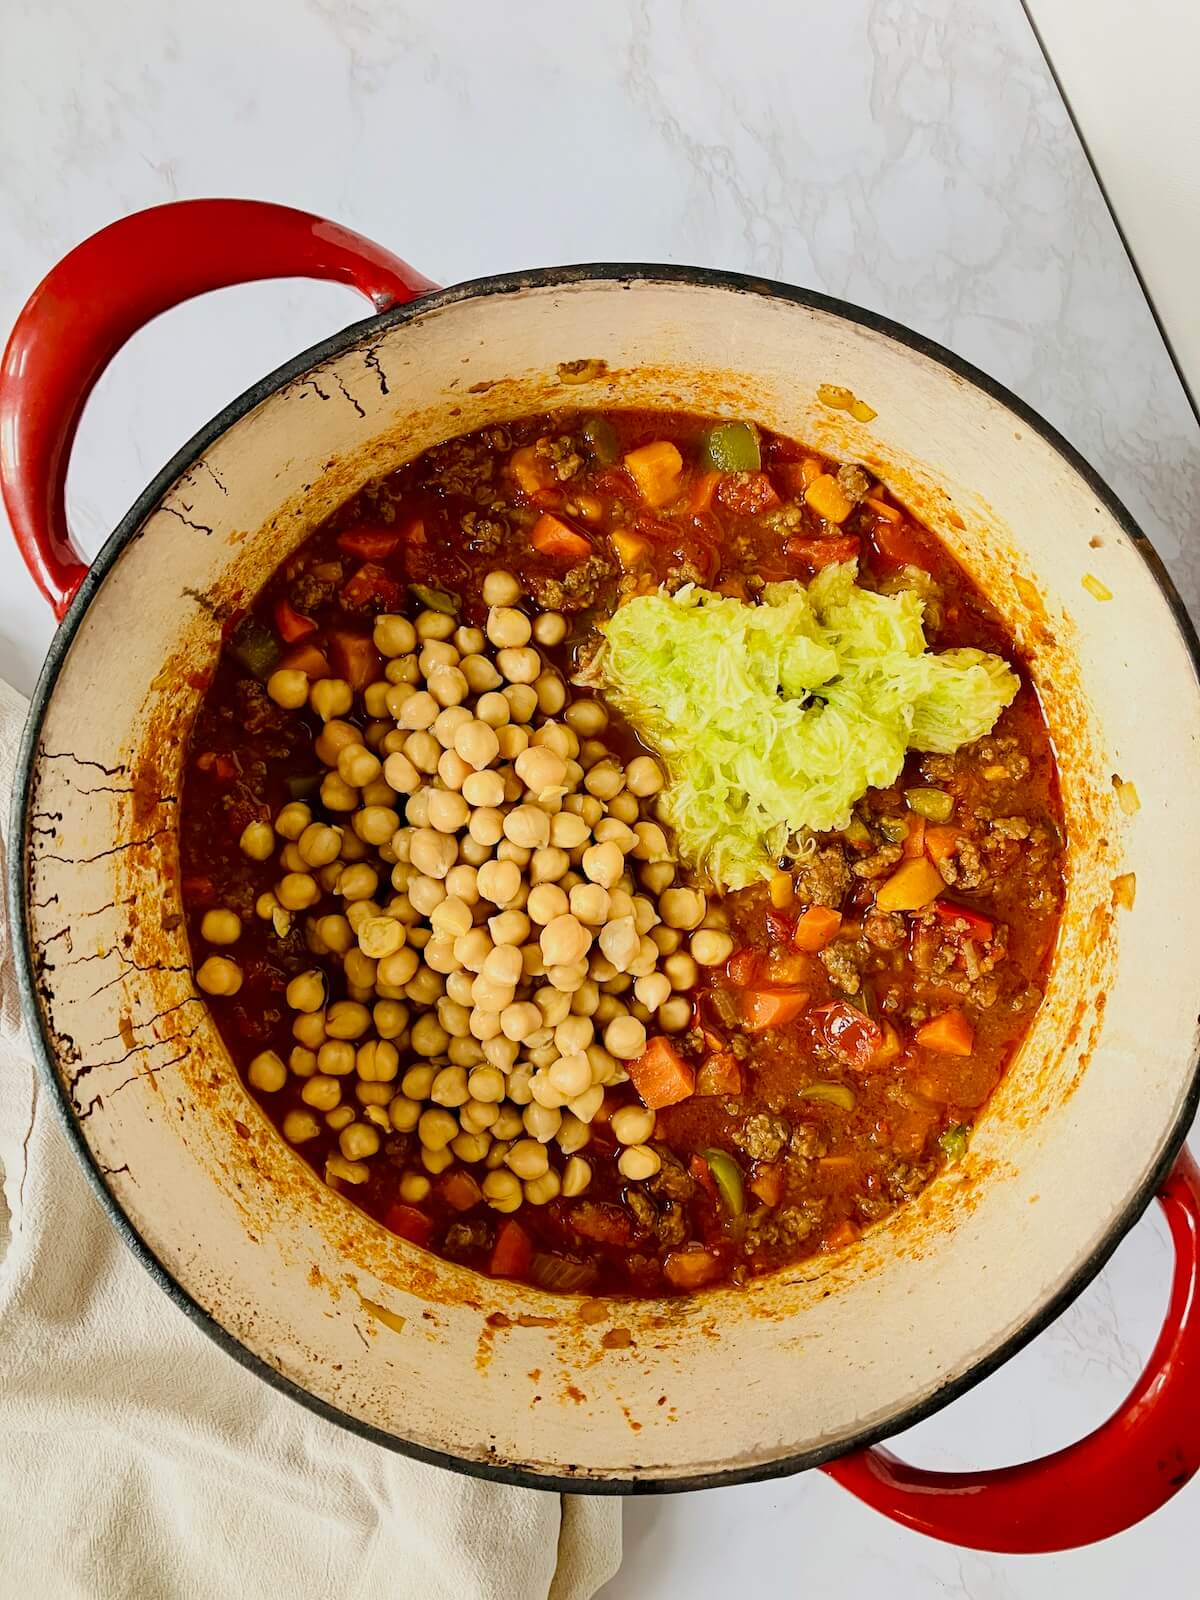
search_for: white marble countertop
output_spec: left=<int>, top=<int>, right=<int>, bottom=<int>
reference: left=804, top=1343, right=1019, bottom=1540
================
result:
left=2, top=1, right=1197, bottom=1594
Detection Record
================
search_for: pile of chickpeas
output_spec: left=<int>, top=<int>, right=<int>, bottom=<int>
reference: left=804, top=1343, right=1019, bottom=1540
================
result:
left=193, top=569, right=736, bottom=1217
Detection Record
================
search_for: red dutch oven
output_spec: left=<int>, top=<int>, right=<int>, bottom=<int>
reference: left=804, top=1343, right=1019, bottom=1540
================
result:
left=2, top=200, right=1198, bottom=1550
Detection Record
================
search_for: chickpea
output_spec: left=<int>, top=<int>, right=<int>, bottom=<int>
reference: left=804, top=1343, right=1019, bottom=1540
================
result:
left=547, top=1051, right=592, bottom=1100
left=403, top=731, right=441, bottom=775
left=482, top=570, right=522, bottom=607
left=482, top=943, right=524, bottom=988
left=660, top=887, right=707, bottom=931
left=420, top=639, right=459, bottom=675
left=318, top=1040, right=357, bottom=1077
left=597, top=917, right=639, bottom=972
left=458, top=770, right=501, bottom=810
left=356, top=1039, right=400, bottom=1082
left=409, top=828, right=458, bottom=880
left=311, top=678, right=353, bottom=721
left=527, top=882, right=569, bottom=926
left=584, top=760, right=625, bottom=801
left=197, top=955, right=242, bottom=996
left=302, top=1075, right=341, bottom=1112
left=338, top=863, right=380, bottom=902
left=494, top=1000, right=537, bottom=1043
left=353, top=805, right=400, bottom=846
left=385, top=654, right=421, bottom=686
left=540, top=914, right=592, bottom=967
left=427, top=665, right=469, bottom=708
left=382, top=751, right=421, bottom=795
left=266, top=667, right=309, bottom=709
left=398, top=1170, right=431, bottom=1202
left=289, top=1046, right=318, bottom=1078
left=581, top=841, right=624, bottom=889
left=498, top=805, right=546, bottom=851
left=618, top=1144, right=661, bottom=1181
left=531, top=610, right=567, bottom=647
left=335, top=1122, right=379, bottom=1162
left=571, top=978, right=601, bottom=1017
left=326, top=1000, right=371, bottom=1040
left=411, top=1013, right=450, bottom=1056
left=604, top=1016, right=647, bottom=1060
left=334, top=743, right=377, bottom=789
left=549, top=811, right=590, bottom=850
left=561, top=1155, right=591, bottom=1197
left=497, top=646, right=541, bottom=685
left=634, top=973, right=671, bottom=1012
left=482, top=1168, right=523, bottom=1213
left=320, top=774, right=358, bottom=813
left=664, top=950, right=699, bottom=991
left=198, top=907, right=240, bottom=947
left=237, top=821, right=274, bottom=863
left=243, top=1049, right=286, bottom=1093
left=566, top=1083, right=604, bottom=1123
left=505, top=1138, right=549, bottom=1180
left=418, top=1107, right=458, bottom=1151
left=569, top=883, right=609, bottom=926
left=431, top=1065, right=470, bottom=1107
left=486, top=605, right=531, bottom=649
left=283, top=970, right=324, bottom=1014
left=424, top=790, right=468, bottom=835
left=691, top=929, right=734, bottom=966
left=610, top=1104, right=656, bottom=1145
left=421, top=1145, right=453, bottom=1175
left=374, top=614, right=417, bottom=656
left=658, top=995, right=692, bottom=1032
left=454, top=928, right=492, bottom=973
left=515, top=746, right=567, bottom=796
left=624, top=754, right=665, bottom=797
left=415, top=608, right=456, bottom=642
left=398, top=690, right=438, bottom=731
left=283, top=1108, right=321, bottom=1144
left=477, top=858, right=522, bottom=906
left=565, top=698, right=608, bottom=736
left=352, top=916, right=401, bottom=961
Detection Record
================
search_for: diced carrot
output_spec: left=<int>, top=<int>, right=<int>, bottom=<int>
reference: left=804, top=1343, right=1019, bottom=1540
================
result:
left=804, top=473, right=855, bottom=524
left=695, top=1052, right=743, bottom=1097
left=278, top=642, right=332, bottom=679
left=725, top=948, right=761, bottom=987
left=715, top=472, right=781, bottom=516
left=687, top=470, right=721, bottom=514
left=923, top=826, right=961, bottom=866
left=568, top=1202, right=635, bottom=1246
left=769, top=870, right=794, bottom=909
left=823, top=1220, right=860, bottom=1250
left=901, top=813, right=927, bottom=859
left=508, top=445, right=554, bottom=496
left=864, top=495, right=901, bottom=522
left=916, top=1009, right=975, bottom=1057
left=793, top=905, right=842, bottom=953
left=740, top=989, right=809, bottom=1032
left=933, top=901, right=995, bottom=943
left=383, top=1203, right=433, bottom=1248
left=530, top=512, right=592, bottom=563
left=274, top=597, right=317, bottom=643
left=337, top=525, right=401, bottom=560
left=749, top=1165, right=784, bottom=1207
left=488, top=1218, right=533, bottom=1278
left=569, top=490, right=604, bottom=524
left=623, top=440, right=684, bottom=507
left=402, top=516, right=427, bottom=546
left=610, top=529, right=651, bottom=570
left=530, top=487, right=566, bottom=512
left=784, top=534, right=860, bottom=570
left=873, top=1020, right=902, bottom=1066
left=628, top=1035, right=696, bottom=1109
left=340, top=561, right=402, bottom=610
left=800, top=457, right=824, bottom=487
left=329, top=629, right=381, bottom=693
left=875, top=856, right=944, bottom=912
left=662, top=1248, right=724, bottom=1292
left=440, top=1170, right=482, bottom=1213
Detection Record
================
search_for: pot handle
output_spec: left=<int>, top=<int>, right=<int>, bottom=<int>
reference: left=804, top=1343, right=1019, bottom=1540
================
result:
left=823, top=1145, right=1200, bottom=1552
left=0, top=198, right=437, bottom=619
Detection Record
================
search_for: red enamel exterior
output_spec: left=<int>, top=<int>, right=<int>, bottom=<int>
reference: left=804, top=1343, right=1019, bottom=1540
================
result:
left=1, top=198, right=1196, bottom=1550
left=823, top=1147, right=1200, bottom=1551
left=0, top=198, right=436, bottom=618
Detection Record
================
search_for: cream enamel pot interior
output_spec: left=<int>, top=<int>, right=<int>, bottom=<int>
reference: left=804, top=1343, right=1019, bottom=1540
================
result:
left=3, top=201, right=1199, bottom=1550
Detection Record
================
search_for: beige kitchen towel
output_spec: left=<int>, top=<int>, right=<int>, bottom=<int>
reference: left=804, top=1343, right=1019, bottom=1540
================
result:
left=0, top=676, right=620, bottom=1600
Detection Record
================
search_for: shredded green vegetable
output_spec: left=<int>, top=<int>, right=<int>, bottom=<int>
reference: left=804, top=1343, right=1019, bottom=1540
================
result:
left=600, top=564, right=1018, bottom=888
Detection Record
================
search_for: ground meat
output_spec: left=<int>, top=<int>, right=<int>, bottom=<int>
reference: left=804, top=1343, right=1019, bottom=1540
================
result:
left=836, top=463, right=871, bottom=504
left=289, top=571, right=337, bottom=613
left=234, top=680, right=289, bottom=739
left=534, top=434, right=584, bottom=481
left=442, top=1220, right=494, bottom=1261
left=851, top=842, right=903, bottom=880
left=733, top=1112, right=792, bottom=1163
left=625, top=1188, right=657, bottom=1234
left=664, top=559, right=708, bottom=592
left=818, top=941, right=862, bottom=994
left=873, top=565, right=944, bottom=632
left=655, top=1201, right=687, bottom=1248
left=742, top=1203, right=819, bottom=1255
left=459, top=510, right=506, bottom=554
left=884, top=1160, right=934, bottom=1202
left=990, top=815, right=1031, bottom=840
left=974, top=735, right=1031, bottom=784
left=792, top=844, right=851, bottom=908
left=938, top=837, right=986, bottom=890
left=864, top=908, right=906, bottom=950
left=789, top=1123, right=828, bottom=1159
left=421, top=437, right=494, bottom=497
left=530, top=554, right=610, bottom=613
left=650, top=1150, right=696, bottom=1204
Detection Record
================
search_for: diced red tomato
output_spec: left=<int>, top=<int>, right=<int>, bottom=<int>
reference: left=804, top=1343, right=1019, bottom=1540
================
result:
left=741, top=989, right=809, bottom=1032
left=530, top=512, right=592, bottom=563
left=765, top=908, right=797, bottom=944
left=628, top=1036, right=696, bottom=1109
left=869, top=517, right=928, bottom=570
left=916, top=1009, right=975, bottom=1056
left=715, top=472, right=781, bottom=516
left=686, top=470, right=721, bottom=514
left=568, top=1202, right=635, bottom=1246
left=663, top=1248, right=725, bottom=1291
left=793, top=905, right=843, bottom=953
left=274, top=597, right=317, bottom=643
left=329, top=629, right=382, bottom=693
left=439, top=1170, right=482, bottom=1212
left=213, top=754, right=238, bottom=782
left=784, top=534, right=861, bottom=571
left=489, top=1219, right=534, bottom=1278
left=933, top=901, right=995, bottom=943
left=340, top=561, right=402, bottom=611
left=530, top=487, right=566, bottom=512
left=383, top=1203, right=434, bottom=1248
left=182, top=874, right=216, bottom=907
left=725, top=949, right=761, bottom=987
left=336, top=525, right=402, bottom=561
left=689, top=1154, right=718, bottom=1200
left=278, top=642, right=332, bottom=679
left=695, top=1051, right=744, bottom=1097
left=813, top=1001, right=884, bottom=1070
